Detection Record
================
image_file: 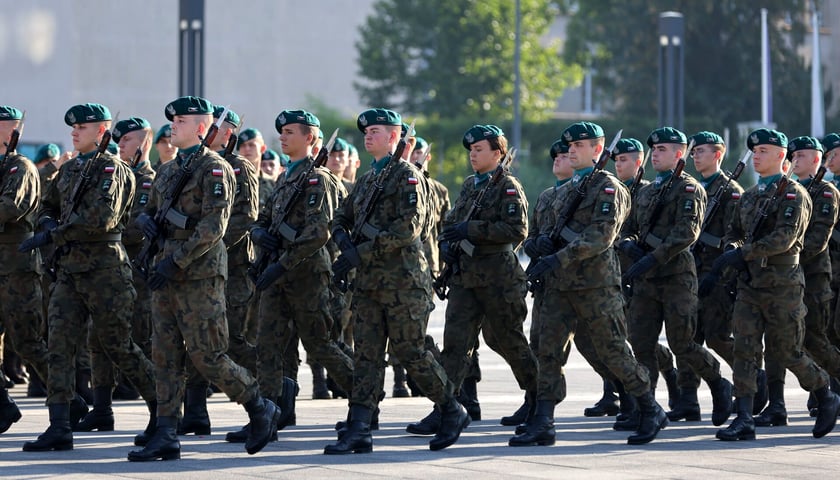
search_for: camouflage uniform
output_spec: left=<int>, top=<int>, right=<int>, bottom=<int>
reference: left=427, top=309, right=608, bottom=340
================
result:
left=621, top=171, right=726, bottom=389
left=423, top=176, right=450, bottom=278
left=334, top=156, right=452, bottom=410
left=441, top=172, right=538, bottom=397
left=145, top=147, right=259, bottom=416
left=253, top=159, right=353, bottom=400
left=763, top=178, right=840, bottom=384
left=723, top=175, right=829, bottom=396
left=41, top=150, right=155, bottom=404
left=829, top=177, right=840, bottom=344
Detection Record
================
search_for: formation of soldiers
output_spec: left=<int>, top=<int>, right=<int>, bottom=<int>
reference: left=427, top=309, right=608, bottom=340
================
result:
left=2, top=98, right=840, bottom=461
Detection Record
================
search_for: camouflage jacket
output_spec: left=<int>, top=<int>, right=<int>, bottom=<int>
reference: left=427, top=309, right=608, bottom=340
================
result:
left=444, top=171, right=527, bottom=289
left=543, top=170, right=629, bottom=290
left=620, top=171, right=706, bottom=278
left=798, top=178, right=839, bottom=278
left=144, top=146, right=233, bottom=280
left=257, top=171, right=276, bottom=211
left=334, top=156, right=430, bottom=290
left=693, top=171, right=745, bottom=274
left=253, top=158, right=340, bottom=274
left=41, top=150, right=134, bottom=273
left=223, top=152, right=258, bottom=267
left=423, top=175, right=450, bottom=276
left=529, top=182, right=566, bottom=239
left=829, top=178, right=840, bottom=289
left=723, top=176, right=811, bottom=289
left=123, top=161, right=156, bottom=254
left=0, top=152, right=41, bottom=274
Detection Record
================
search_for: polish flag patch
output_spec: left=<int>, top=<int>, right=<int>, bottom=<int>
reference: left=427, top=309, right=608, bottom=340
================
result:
left=233, top=167, right=241, bottom=175
left=309, top=178, right=319, bottom=185
left=142, top=181, right=152, bottom=189
left=506, top=188, right=517, bottom=195
left=211, top=169, right=224, bottom=176
left=103, top=166, right=115, bottom=173
left=407, top=177, right=418, bottom=185
left=604, top=187, right=616, bottom=195
left=8, top=166, right=18, bottom=174
left=824, top=191, right=834, bottom=198
left=785, top=193, right=796, bottom=200
left=731, top=192, right=741, bottom=199
left=685, top=185, right=696, bottom=192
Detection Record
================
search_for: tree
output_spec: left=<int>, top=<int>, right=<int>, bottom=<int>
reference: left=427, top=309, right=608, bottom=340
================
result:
left=355, top=0, right=582, bottom=121
left=561, top=0, right=815, bottom=137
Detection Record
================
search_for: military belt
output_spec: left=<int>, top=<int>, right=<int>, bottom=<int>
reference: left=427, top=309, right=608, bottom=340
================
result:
left=698, top=231, right=723, bottom=249
left=69, top=232, right=122, bottom=243
left=471, top=243, right=514, bottom=256
left=0, top=231, right=33, bottom=244
left=760, top=254, right=799, bottom=267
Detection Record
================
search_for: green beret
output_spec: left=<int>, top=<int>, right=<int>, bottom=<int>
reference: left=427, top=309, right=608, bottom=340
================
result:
left=0, top=106, right=23, bottom=121
left=275, top=109, right=320, bottom=133
left=462, top=124, right=504, bottom=150
left=747, top=128, right=787, bottom=150
left=647, top=127, right=687, bottom=147
left=34, top=143, right=60, bottom=163
left=823, top=133, right=840, bottom=154
left=106, top=141, right=119, bottom=155
left=238, top=127, right=261, bottom=145
left=787, top=136, right=823, bottom=158
left=690, top=131, right=724, bottom=147
left=549, top=139, right=569, bottom=158
left=318, top=129, right=324, bottom=140
left=65, top=103, right=111, bottom=126
left=611, top=138, right=643, bottom=159
left=401, top=122, right=416, bottom=138
left=356, top=108, right=401, bottom=133
left=213, top=106, right=241, bottom=127
left=331, top=137, right=349, bottom=152
left=164, top=96, right=213, bottom=121
left=348, top=143, right=358, bottom=156
left=561, top=122, right=604, bottom=145
left=112, top=117, right=151, bottom=143
left=262, top=149, right=289, bottom=167
left=414, top=136, right=429, bottom=152
left=153, top=124, right=171, bottom=144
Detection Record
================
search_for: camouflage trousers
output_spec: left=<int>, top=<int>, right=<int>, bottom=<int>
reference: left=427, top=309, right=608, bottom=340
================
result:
left=152, top=275, right=258, bottom=417
left=764, top=273, right=840, bottom=385
left=351, top=287, right=452, bottom=410
left=442, top=283, right=538, bottom=394
left=539, top=286, right=651, bottom=400
left=0, top=271, right=49, bottom=383
left=186, top=262, right=257, bottom=388
left=628, top=273, right=722, bottom=390
left=257, top=271, right=353, bottom=399
left=48, top=264, right=155, bottom=404
left=733, top=283, right=828, bottom=396
left=622, top=292, right=675, bottom=375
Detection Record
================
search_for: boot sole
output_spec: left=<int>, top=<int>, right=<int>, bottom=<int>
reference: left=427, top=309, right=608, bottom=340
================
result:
left=323, top=445, right=373, bottom=455
left=626, top=417, right=668, bottom=445
left=127, top=450, right=181, bottom=461
left=716, top=431, right=756, bottom=441
left=666, top=413, right=701, bottom=422
left=177, top=426, right=211, bottom=435
left=23, top=442, right=73, bottom=452
left=508, top=436, right=555, bottom=447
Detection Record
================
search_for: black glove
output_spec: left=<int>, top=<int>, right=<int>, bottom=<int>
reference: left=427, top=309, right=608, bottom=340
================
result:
left=440, top=242, right=460, bottom=265
left=522, top=238, right=539, bottom=259
left=148, top=255, right=179, bottom=291
left=255, top=262, right=287, bottom=291
left=697, top=271, right=721, bottom=298
left=526, top=255, right=560, bottom=283
left=332, top=228, right=355, bottom=252
left=19, top=231, right=52, bottom=253
left=136, top=213, right=159, bottom=240
left=439, top=222, right=469, bottom=243
left=711, top=247, right=747, bottom=272
left=535, top=234, right=556, bottom=256
left=622, top=253, right=658, bottom=284
left=251, top=227, right=280, bottom=251
left=618, top=239, right=646, bottom=262
left=332, top=247, right=362, bottom=278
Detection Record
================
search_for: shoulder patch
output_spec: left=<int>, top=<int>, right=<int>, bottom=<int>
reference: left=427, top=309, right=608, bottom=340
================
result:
left=142, top=181, right=152, bottom=189
left=8, top=166, right=18, bottom=174
left=785, top=192, right=796, bottom=200
left=309, top=178, right=319, bottom=185
left=506, top=188, right=517, bottom=195
left=211, top=168, right=224, bottom=177
left=103, top=165, right=115, bottom=173
left=731, top=192, right=741, bottom=199
left=233, top=167, right=241, bottom=175
left=823, top=191, right=834, bottom=198
left=685, top=185, right=696, bottom=193
left=604, top=186, right=616, bottom=195
left=407, top=176, right=418, bottom=185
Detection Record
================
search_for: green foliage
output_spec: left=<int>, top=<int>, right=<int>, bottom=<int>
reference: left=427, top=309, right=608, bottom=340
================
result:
left=355, top=0, right=582, bottom=121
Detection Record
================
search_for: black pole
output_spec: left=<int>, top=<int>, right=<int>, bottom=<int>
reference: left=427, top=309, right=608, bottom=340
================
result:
left=179, top=0, right=205, bottom=97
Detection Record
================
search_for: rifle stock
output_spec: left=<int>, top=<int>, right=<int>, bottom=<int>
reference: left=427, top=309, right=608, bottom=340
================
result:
left=4, top=111, right=24, bottom=156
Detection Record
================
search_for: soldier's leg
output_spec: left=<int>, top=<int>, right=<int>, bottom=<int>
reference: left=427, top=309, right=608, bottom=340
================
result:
left=350, top=290, right=389, bottom=411
left=256, top=283, right=294, bottom=400
left=535, top=288, right=576, bottom=404
left=701, top=281, right=735, bottom=367
left=46, top=273, right=88, bottom=405
left=801, top=275, right=840, bottom=378
left=0, top=272, right=49, bottom=383
left=439, top=285, right=483, bottom=390
left=627, top=278, right=665, bottom=388
left=225, top=262, right=257, bottom=374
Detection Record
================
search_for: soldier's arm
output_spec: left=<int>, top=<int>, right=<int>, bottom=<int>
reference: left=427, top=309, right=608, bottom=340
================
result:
left=555, top=179, right=625, bottom=266
left=741, top=185, right=810, bottom=260
left=469, top=177, right=527, bottom=244
left=0, top=160, right=39, bottom=224
left=618, top=184, right=645, bottom=243
left=276, top=171, right=333, bottom=270
left=648, top=180, right=706, bottom=264
left=224, top=158, right=259, bottom=247
left=799, top=184, right=838, bottom=263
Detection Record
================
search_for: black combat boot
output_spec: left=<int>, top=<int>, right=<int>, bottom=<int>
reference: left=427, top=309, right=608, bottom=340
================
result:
left=74, top=386, right=114, bottom=432
left=458, top=377, right=481, bottom=421
left=753, top=369, right=769, bottom=415
left=127, top=416, right=180, bottom=461
left=716, top=396, right=755, bottom=441
left=627, top=391, right=668, bottom=445
left=708, top=377, right=734, bottom=426
left=612, top=381, right=639, bottom=431
left=584, top=379, right=620, bottom=417
left=392, top=365, right=410, bottom=398
left=336, top=404, right=380, bottom=432
left=22, top=403, right=73, bottom=451
left=277, top=377, right=299, bottom=430
left=311, top=363, right=330, bottom=400
left=753, top=381, right=787, bottom=427
left=0, top=388, right=22, bottom=434
left=509, top=400, right=555, bottom=446
left=406, top=405, right=441, bottom=435
left=75, top=370, right=94, bottom=405
left=430, top=398, right=470, bottom=451
left=244, top=396, right=280, bottom=454
left=501, top=391, right=535, bottom=426
left=812, top=385, right=840, bottom=438
left=177, top=387, right=211, bottom=435
left=666, top=387, right=701, bottom=422
left=808, top=391, right=818, bottom=417
left=69, top=393, right=89, bottom=430
left=324, top=405, right=373, bottom=454
left=661, top=368, right=681, bottom=410
left=133, top=401, right=158, bottom=447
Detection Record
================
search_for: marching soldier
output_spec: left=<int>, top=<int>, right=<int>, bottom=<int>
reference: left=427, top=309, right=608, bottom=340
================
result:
left=825, top=133, right=840, bottom=347
left=152, top=124, right=177, bottom=169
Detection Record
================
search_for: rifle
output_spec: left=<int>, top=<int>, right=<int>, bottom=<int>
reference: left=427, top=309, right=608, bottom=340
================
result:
left=130, top=129, right=152, bottom=169
left=747, top=165, right=793, bottom=244
left=629, top=148, right=650, bottom=197
left=222, top=116, right=244, bottom=159
left=693, top=150, right=751, bottom=254
left=432, top=147, right=517, bottom=300
left=131, top=107, right=228, bottom=279
left=3, top=111, right=24, bottom=156
left=247, top=128, right=339, bottom=282
left=637, top=139, right=695, bottom=250
left=807, top=152, right=829, bottom=198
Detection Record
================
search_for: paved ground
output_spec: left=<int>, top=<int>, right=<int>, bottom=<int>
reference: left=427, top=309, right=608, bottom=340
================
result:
left=3, top=296, right=840, bottom=479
